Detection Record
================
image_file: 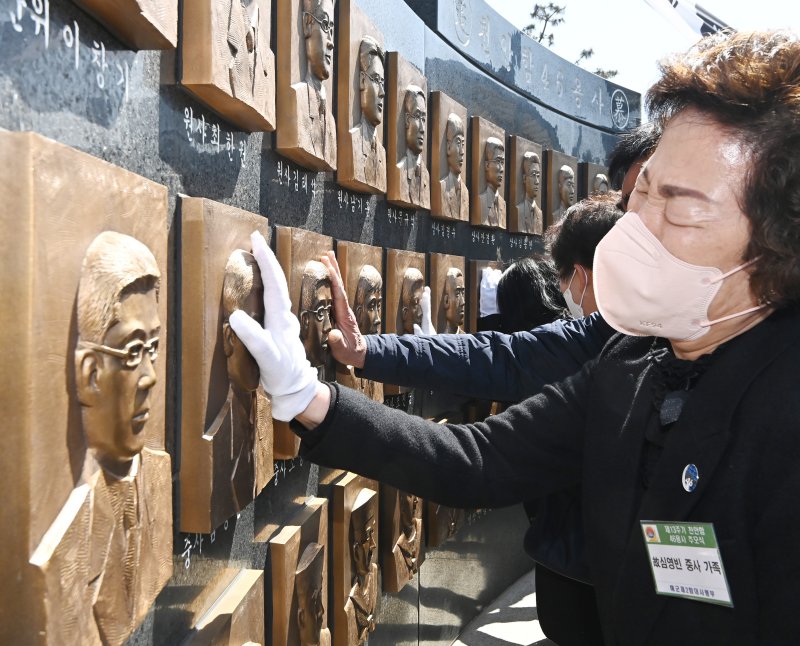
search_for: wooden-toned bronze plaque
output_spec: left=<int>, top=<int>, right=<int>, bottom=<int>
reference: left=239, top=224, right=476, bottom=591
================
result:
left=0, top=132, right=171, bottom=645
left=383, top=248, right=425, bottom=395
left=179, top=197, right=273, bottom=533
left=508, top=135, right=544, bottom=235
left=332, top=472, right=380, bottom=646
left=335, top=241, right=384, bottom=402
left=270, top=497, right=331, bottom=646
left=185, top=569, right=265, bottom=645
left=380, top=484, right=425, bottom=593
left=73, top=0, right=177, bottom=50
left=336, top=0, right=386, bottom=194
left=430, top=91, right=469, bottom=222
left=181, top=0, right=276, bottom=133
left=276, top=0, right=337, bottom=171
left=385, top=249, right=426, bottom=336
left=386, top=52, right=430, bottom=210
left=545, top=150, right=578, bottom=227
left=469, top=259, right=505, bottom=333
left=578, top=161, right=610, bottom=200
left=274, top=226, right=335, bottom=458
left=470, top=116, right=507, bottom=229
left=429, top=253, right=466, bottom=334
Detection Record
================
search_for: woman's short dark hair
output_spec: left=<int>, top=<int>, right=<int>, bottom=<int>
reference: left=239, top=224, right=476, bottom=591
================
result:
left=496, top=257, right=567, bottom=332
left=545, top=193, right=623, bottom=279
left=647, top=29, right=800, bottom=307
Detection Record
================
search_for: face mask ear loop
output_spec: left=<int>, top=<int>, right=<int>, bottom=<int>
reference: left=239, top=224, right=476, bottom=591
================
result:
left=708, top=257, right=760, bottom=285
left=701, top=258, right=765, bottom=327
left=700, top=303, right=768, bottom=328
left=577, top=266, right=588, bottom=309
left=565, top=268, right=577, bottom=293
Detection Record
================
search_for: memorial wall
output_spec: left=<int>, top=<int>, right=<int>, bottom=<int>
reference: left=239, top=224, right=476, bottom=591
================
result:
left=0, top=0, right=640, bottom=644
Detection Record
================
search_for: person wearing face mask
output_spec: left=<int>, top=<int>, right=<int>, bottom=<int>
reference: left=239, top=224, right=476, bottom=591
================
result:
left=231, top=29, right=800, bottom=644
left=546, top=192, right=623, bottom=321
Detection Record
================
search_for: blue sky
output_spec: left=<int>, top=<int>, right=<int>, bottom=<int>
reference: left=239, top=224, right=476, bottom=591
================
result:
left=486, top=0, right=800, bottom=100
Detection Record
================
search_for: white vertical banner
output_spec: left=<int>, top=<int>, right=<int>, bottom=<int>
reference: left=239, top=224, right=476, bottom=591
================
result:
left=643, top=0, right=732, bottom=39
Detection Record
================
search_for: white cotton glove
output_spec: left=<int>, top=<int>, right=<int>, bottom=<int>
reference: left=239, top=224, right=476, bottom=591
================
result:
left=412, top=285, right=436, bottom=335
left=479, top=267, right=502, bottom=317
left=228, top=231, right=320, bottom=421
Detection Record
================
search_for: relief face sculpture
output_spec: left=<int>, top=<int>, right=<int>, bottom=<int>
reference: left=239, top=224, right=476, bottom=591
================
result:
left=62, top=231, right=171, bottom=644
left=479, top=136, right=506, bottom=227
left=227, top=0, right=270, bottom=114
left=353, top=264, right=382, bottom=335
left=517, top=151, right=543, bottom=235
left=552, top=164, right=576, bottom=222
left=350, top=36, right=386, bottom=190
left=592, top=173, right=610, bottom=194
left=399, top=267, right=424, bottom=334
left=299, top=260, right=334, bottom=370
left=441, top=113, right=468, bottom=220
left=217, top=249, right=266, bottom=511
left=295, top=542, right=331, bottom=646
left=442, top=268, right=465, bottom=334
left=398, top=85, right=430, bottom=207
left=299, top=0, right=337, bottom=165
left=347, top=488, right=378, bottom=644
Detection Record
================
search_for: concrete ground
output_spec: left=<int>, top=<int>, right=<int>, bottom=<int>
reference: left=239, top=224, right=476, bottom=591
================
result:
left=451, top=569, right=557, bottom=646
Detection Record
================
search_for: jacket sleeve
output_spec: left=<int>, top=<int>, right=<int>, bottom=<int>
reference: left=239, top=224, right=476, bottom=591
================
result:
left=296, top=361, right=594, bottom=509
left=358, top=313, right=615, bottom=402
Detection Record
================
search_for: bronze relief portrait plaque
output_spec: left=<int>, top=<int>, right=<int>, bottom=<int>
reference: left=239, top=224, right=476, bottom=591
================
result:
left=429, top=253, right=466, bottom=335
left=469, top=259, right=505, bottom=332
left=545, top=150, right=578, bottom=226
left=578, top=161, right=610, bottom=199
left=386, top=52, right=430, bottom=210
left=430, top=91, right=469, bottom=222
left=332, top=472, right=380, bottom=646
left=270, top=497, right=331, bottom=646
left=384, top=249, right=425, bottom=395
left=336, top=0, right=386, bottom=194
left=509, top=135, right=544, bottom=235
left=185, top=569, right=265, bottom=645
left=335, top=241, right=384, bottom=402
left=73, top=0, right=177, bottom=49
left=470, top=116, right=507, bottom=229
left=276, top=0, right=337, bottom=171
left=380, top=484, right=425, bottom=593
left=0, top=132, right=171, bottom=645
left=385, top=249, right=426, bottom=336
left=181, top=0, right=276, bottom=133
left=274, top=227, right=335, bottom=458
left=179, top=198, right=273, bottom=534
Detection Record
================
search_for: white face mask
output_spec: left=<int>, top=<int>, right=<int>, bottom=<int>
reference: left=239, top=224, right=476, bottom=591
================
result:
left=562, top=267, right=587, bottom=319
left=593, top=211, right=764, bottom=341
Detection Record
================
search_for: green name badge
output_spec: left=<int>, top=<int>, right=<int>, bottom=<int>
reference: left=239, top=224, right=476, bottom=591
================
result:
left=640, top=521, right=733, bottom=607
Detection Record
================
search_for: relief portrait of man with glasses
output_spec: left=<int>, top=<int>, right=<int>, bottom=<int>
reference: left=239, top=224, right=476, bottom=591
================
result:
left=31, top=231, right=171, bottom=646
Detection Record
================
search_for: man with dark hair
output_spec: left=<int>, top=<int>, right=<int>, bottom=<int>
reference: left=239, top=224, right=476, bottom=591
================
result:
left=547, top=192, right=623, bottom=319
left=607, top=121, right=661, bottom=210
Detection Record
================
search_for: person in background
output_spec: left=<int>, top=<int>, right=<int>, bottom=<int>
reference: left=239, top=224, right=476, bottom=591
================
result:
left=608, top=120, right=661, bottom=210
left=495, top=256, right=567, bottom=334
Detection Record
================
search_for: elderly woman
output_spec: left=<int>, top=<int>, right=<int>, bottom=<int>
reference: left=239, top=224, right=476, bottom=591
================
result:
left=232, top=30, right=800, bottom=643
